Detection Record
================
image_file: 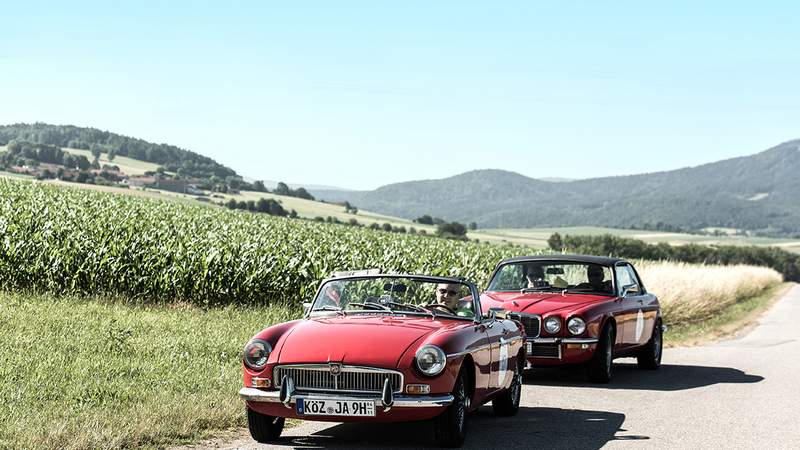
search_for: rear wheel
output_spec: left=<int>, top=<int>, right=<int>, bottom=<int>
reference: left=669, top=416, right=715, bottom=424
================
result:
left=492, top=355, right=522, bottom=416
left=587, top=324, right=614, bottom=383
left=246, top=407, right=285, bottom=443
left=434, top=371, right=468, bottom=448
left=637, top=319, right=663, bottom=369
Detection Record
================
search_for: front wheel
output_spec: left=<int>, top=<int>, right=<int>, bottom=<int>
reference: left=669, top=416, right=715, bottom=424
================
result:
left=492, top=356, right=522, bottom=416
left=637, top=319, right=663, bottom=369
left=246, top=407, right=285, bottom=443
left=587, top=324, right=614, bottom=383
left=434, top=371, right=468, bottom=447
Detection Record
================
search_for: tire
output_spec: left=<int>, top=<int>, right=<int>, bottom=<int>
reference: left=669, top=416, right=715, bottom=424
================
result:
left=246, top=407, right=285, bottom=443
left=587, top=324, right=614, bottom=383
left=637, top=319, right=663, bottom=370
left=434, top=371, right=468, bottom=448
left=492, top=356, right=522, bottom=417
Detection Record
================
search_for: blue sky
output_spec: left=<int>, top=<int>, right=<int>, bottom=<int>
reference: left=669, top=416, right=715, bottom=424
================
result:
left=2, top=1, right=798, bottom=190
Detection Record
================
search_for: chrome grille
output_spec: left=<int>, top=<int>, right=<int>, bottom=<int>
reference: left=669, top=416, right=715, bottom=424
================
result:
left=273, top=364, right=403, bottom=394
left=531, top=344, right=561, bottom=359
left=509, top=313, right=541, bottom=338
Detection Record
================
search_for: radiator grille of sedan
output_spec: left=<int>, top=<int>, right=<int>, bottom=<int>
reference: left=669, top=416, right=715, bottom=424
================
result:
left=273, top=364, right=403, bottom=394
left=508, top=313, right=541, bottom=338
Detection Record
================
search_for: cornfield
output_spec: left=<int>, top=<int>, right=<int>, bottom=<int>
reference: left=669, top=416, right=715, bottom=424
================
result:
left=0, top=178, right=530, bottom=305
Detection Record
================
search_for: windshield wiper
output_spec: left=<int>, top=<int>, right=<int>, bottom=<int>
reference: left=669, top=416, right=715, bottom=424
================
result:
left=313, top=305, right=346, bottom=316
left=520, top=286, right=562, bottom=293
left=384, top=301, right=429, bottom=313
left=347, top=301, right=393, bottom=312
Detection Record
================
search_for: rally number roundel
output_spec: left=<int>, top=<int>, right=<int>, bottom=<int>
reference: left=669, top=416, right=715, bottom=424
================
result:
left=635, top=309, right=645, bottom=342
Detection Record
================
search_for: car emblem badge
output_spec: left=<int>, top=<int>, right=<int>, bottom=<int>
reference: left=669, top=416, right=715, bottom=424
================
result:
left=329, top=363, right=342, bottom=376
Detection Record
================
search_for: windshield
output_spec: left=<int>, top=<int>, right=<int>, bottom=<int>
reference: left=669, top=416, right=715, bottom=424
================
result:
left=310, top=277, right=477, bottom=319
left=487, top=261, right=614, bottom=295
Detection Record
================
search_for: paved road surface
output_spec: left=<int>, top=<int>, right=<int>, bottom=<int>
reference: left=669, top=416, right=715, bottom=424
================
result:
left=178, top=285, right=800, bottom=449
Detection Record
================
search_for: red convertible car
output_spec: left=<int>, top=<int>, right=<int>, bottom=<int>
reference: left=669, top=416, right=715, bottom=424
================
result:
left=481, top=255, right=664, bottom=383
left=239, top=273, right=525, bottom=447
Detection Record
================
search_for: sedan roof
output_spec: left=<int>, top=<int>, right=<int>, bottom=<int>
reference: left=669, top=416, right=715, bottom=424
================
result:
left=497, top=254, right=628, bottom=267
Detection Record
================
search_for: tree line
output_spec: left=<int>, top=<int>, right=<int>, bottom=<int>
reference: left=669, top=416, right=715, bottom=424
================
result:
left=548, top=233, right=800, bottom=281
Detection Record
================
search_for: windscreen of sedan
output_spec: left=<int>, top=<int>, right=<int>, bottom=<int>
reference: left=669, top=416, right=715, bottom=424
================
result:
left=488, top=262, right=614, bottom=295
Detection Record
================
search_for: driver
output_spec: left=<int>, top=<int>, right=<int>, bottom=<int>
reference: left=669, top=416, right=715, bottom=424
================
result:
left=434, top=283, right=474, bottom=317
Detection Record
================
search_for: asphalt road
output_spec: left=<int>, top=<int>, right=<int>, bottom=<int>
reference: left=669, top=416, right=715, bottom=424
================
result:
left=179, top=285, right=800, bottom=449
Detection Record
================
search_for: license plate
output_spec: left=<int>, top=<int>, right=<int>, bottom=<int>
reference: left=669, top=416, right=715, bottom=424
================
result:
left=526, top=341, right=533, bottom=355
left=296, top=398, right=376, bottom=417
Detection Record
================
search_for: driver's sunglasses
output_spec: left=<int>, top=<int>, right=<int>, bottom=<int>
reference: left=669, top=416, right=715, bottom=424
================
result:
left=437, top=288, right=458, bottom=296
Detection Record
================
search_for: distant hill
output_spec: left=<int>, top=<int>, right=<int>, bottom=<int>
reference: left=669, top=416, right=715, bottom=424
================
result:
left=312, top=140, right=800, bottom=238
left=0, top=123, right=238, bottom=180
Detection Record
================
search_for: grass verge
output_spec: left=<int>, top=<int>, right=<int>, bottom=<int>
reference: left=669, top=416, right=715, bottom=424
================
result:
left=664, top=282, right=792, bottom=347
left=0, top=291, right=298, bottom=450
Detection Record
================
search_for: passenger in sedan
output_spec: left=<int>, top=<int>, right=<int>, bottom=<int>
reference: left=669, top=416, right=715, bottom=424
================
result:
left=575, top=265, right=613, bottom=293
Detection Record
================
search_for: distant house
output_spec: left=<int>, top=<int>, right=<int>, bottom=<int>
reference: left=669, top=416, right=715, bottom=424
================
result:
left=126, top=176, right=157, bottom=188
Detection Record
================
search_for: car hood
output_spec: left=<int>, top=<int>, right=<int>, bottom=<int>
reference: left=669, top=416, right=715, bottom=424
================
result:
left=277, top=314, right=451, bottom=368
left=481, top=291, right=613, bottom=315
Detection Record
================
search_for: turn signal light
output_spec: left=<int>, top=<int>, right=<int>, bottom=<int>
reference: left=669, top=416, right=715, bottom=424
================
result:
left=406, top=384, right=431, bottom=394
left=251, top=377, right=271, bottom=388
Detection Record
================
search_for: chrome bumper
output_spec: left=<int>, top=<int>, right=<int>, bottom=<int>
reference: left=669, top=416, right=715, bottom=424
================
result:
left=528, top=337, right=599, bottom=344
left=239, top=387, right=454, bottom=408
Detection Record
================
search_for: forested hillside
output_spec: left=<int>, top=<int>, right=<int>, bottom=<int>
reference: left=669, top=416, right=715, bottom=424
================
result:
left=313, top=140, right=800, bottom=237
left=0, top=123, right=237, bottom=180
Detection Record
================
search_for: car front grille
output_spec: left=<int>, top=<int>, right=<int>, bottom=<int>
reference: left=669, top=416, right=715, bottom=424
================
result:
left=273, top=364, right=403, bottom=394
left=508, top=313, right=541, bottom=338
left=531, top=344, right=561, bottom=359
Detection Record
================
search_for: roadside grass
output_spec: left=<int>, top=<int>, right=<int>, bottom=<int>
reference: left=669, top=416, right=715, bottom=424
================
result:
left=637, top=261, right=783, bottom=325
left=663, top=282, right=792, bottom=347
left=0, top=291, right=298, bottom=450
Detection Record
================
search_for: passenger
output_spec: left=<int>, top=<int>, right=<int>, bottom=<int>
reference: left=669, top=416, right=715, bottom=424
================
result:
left=576, top=265, right=612, bottom=292
left=319, top=281, right=343, bottom=307
left=524, top=265, right=548, bottom=288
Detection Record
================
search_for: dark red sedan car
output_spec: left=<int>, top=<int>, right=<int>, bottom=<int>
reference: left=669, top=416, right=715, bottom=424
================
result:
left=481, top=255, right=664, bottom=383
left=239, top=273, right=525, bottom=447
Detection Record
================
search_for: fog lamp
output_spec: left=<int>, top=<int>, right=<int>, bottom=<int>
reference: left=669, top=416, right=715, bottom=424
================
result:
left=406, top=384, right=431, bottom=394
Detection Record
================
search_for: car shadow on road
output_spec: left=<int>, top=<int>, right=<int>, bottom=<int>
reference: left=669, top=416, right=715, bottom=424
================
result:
left=271, top=406, right=633, bottom=449
left=525, top=361, right=764, bottom=391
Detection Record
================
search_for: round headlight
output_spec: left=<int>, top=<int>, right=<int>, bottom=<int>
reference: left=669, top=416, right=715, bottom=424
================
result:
left=415, top=345, right=446, bottom=376
left=243, top=339, right=272, bottom=371
left=544, top=316, right=561, bottom=334
left=567, top=317, right=586, bottom=335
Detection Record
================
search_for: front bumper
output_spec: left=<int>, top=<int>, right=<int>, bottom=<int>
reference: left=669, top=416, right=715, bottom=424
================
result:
left=240, top=387, right=454, bottom=422
left=240, top=387, right=454, bottom=408
left=525, top=337, right=599, bottom=365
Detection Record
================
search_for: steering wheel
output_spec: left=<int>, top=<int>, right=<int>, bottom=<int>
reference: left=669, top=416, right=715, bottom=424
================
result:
left=423, top=303, right=457, bottom=315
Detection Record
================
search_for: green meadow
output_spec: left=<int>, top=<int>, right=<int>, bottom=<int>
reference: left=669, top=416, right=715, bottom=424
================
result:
left=0, top=291, right=296, bottom=450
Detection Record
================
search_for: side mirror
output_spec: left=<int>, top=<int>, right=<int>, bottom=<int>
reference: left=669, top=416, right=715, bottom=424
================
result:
left=485, top=307, right=505, bottom=320
left=303, top=302, right=313, bottom=314
left=621, top=284, right=639, bottom=297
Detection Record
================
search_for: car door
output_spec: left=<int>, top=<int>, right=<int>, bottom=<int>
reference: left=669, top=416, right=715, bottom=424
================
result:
left=627, top=264, right=658, bottom=347
left=615, top=264, right=648, bottom=347
left=481, top=310, right=508, bottom=393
